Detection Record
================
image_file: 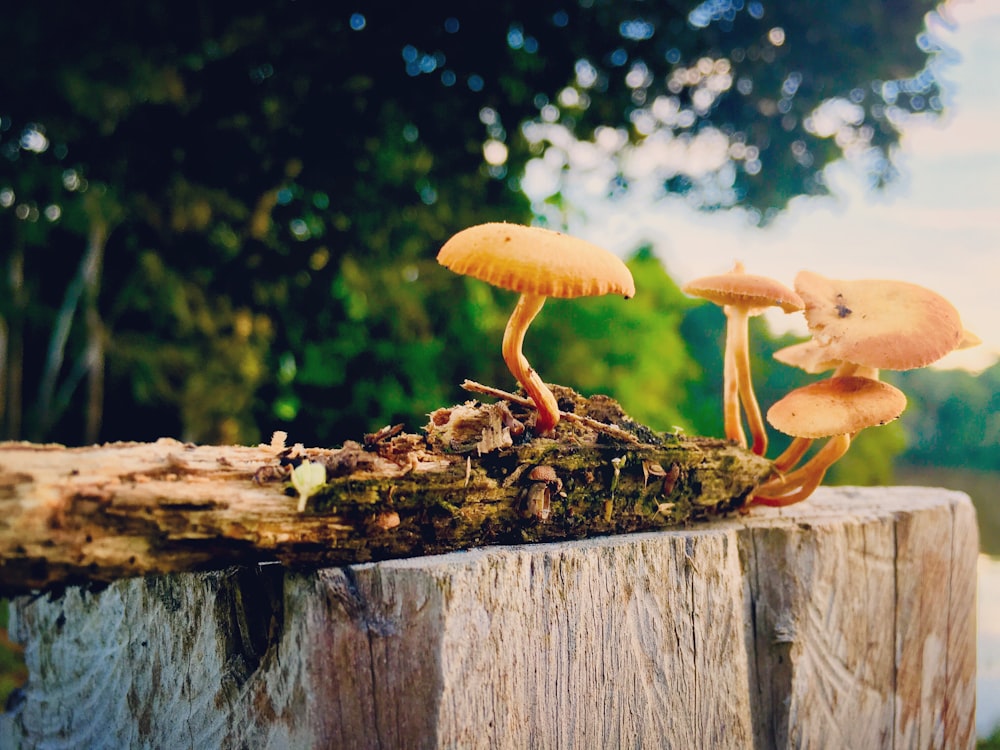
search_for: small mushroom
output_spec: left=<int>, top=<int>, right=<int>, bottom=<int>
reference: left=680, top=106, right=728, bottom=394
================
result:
left=438, top=223, right=635, bottom=434
left=770, top=339, right=879, bottom=471
left=524, top=465, right=561, bottom=520
left=682, top=262, right=803, bottom=456
left=527, top=464, right=561, bottom=488
left=752, top=376, right=907, bottom=506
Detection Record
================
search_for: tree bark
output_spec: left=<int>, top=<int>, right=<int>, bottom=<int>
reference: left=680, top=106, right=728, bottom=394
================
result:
left=2, top=239, right=25, bottom=440
left=0, top=389, right=772, bottom=594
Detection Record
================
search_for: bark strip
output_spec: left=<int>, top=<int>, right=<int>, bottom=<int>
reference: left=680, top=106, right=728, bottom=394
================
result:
left=0, top=388, right=771, bottom=594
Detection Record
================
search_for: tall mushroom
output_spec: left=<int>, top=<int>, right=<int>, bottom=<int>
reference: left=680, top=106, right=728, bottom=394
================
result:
left=682, top=262, right=803, bottom=456
left=437, top=222, right=635, bottom=434
left=753, top=375, right=907, bottom=506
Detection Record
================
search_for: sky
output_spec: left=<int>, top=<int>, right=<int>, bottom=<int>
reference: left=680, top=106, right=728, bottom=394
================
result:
left=528, top=0, right=1000, bottom=373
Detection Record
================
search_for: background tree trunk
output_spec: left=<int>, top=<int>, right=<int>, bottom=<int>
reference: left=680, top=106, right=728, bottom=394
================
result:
left=2, top=240, right=25, bottom=440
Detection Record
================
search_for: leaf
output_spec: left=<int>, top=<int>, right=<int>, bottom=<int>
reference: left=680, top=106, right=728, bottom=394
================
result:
left=291, top=461, right=328, bottom=512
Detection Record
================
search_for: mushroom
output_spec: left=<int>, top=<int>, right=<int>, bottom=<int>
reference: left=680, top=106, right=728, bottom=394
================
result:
left=770, top=339, right=879, bottom=471
left=437, top=222, right=635, bottom=434
left=773, top=339, right=850, bottom=376
left=682, top=262, right=803, bottom=456
left=753, top=375, right=907, bottom=506
left=768, top=272, right=969, bottom=475
left=794, top=271, right=964, bottom=371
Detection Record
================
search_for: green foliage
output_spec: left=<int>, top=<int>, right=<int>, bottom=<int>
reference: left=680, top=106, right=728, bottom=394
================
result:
left=828, top=421, right=907, bottom=486
left=530, top=247, right=700, bottom=432
left=0, top=0, right=949, bottom=447
left=980, top=724, right=1000, bottom=750
left=887, top=362, right=1000, bottom=472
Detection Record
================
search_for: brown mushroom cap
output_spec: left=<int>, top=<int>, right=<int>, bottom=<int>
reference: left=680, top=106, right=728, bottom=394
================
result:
left=682, top=263, right=804, bottom=314
left=766, top=376, right=907, bottom=439
left=437, top=222, right=635, bottom=299
left=794, top=271, right=963, bottom=370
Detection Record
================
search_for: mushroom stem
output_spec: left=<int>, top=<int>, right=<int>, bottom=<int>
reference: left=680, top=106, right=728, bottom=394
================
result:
left=722, top=307, right=747, bottom=448
left=727, top=305, right=768, bottom=455
left=501, top=292, right=560, bottom=434
left=833, top=362, right=879, bottom=380
left=773, top=436, right=813, bottom=472
left=753, top=433, right=852, bottom=506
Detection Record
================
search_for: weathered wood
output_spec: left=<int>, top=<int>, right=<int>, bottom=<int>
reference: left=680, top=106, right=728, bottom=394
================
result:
left=0, top=389, right=771, bottom=594
left=0, top=487, right=977, bottom=749
left=737, top=487, right=976, bottom=748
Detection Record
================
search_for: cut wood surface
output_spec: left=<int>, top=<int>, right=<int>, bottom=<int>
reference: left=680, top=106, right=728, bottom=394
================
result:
left=0, top=388, right=771, bottom=594
left=1, top=487, right=977, bottom=750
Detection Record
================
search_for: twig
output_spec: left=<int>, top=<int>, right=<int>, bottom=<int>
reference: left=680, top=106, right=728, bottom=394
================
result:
left=461, top=380, right=641, bottom=444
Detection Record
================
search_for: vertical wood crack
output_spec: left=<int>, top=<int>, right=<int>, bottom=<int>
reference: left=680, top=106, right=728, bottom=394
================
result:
left=342, top=566, right=385, bottom=750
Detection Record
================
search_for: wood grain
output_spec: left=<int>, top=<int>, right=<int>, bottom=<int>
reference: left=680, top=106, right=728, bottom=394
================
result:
left=1, top=486, right=977, bottom=749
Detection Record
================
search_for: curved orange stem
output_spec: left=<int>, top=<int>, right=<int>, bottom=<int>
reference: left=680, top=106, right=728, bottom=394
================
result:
left=721, top=305, right=767, bottom=455
left=728, top=306, right=767, bottom=455
left=722, top=307, right=747, bottom=448
left=501, top=292, right=560, bottom=434
left=773, top=436, right=813, bottom=473
left=753, top=433, right=852, bottom=506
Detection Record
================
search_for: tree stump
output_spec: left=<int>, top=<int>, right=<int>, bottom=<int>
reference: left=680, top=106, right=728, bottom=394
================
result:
left=0, top=486, right=977, bottom=749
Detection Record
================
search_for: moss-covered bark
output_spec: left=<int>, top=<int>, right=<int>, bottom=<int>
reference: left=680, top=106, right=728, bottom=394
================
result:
left=0, top=388, right=771, bottom=594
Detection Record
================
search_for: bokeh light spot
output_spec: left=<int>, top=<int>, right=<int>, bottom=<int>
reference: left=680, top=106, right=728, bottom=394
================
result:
left=20, top=125, right=48, bottom=153
left=507, top=24, right=524, bottom=49
left=619, top=19, right=654, bottom=41
left=309, top=247, right=330, bottom=271
left=483, top=139, right=509, bottom=166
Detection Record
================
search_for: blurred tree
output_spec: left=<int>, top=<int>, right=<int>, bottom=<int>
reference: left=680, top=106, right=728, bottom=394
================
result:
left=0, top=0, right=945, bottom=444
left=530, top=246, right=701, bottom=432
left=888, top=362, right=1000, bottom=472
